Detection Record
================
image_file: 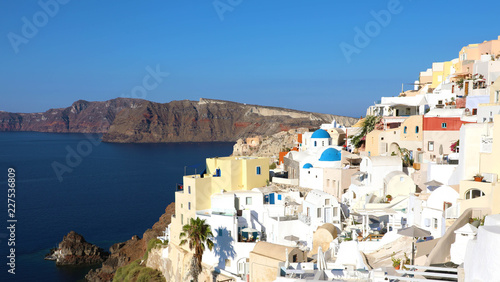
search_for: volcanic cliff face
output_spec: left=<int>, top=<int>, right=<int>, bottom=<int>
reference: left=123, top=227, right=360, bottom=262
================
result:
left=0, top=98, right=142, bottom=133
left=0, top=98, right=359, bottom=142
left=102, top=98, right=359, bottom=143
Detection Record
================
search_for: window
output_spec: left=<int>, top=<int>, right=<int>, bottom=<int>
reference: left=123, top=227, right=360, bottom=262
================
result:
left=181, top=204, right=183, bottom=208
left=188, top=186, right=191, bottom=194
left=326, top=179, right=330, bottom=187
left=333, top=207, right=338, bottom=217
left=325, top=199, right=330, bottom=205
left=415, top=126, right=419, bottom=134
left=433, top=218, right=438, bottom=229
left=406, top=108, right=411, bottom=115
left=496, top=90, right=500, bottom=103
left=181, top=214, right=184, bottom=225
left=404, top=126, right=407, bottom=134
left=225, top=259, right=231, bottom=267
left=246, top=197, right=252, bottom=205
left=256, top=166, right=261, bottom=175
left=188, top=202, right=191, bottom=210
left=314, top=141, right=317, bottom=147
left=322, top=141, right=325, bottom=146
left=465, top=189, right=485, bottom=199
left=278, top=194, right=282, bottom=200
left=306, top=207, right=310, bottom=217
left=441, top=122, right=447, bottom=128
left=428, top=141, right=434, bottom=151
left=293, top=254, right=297, bottom=262
left=317, top=208, right=321, bottom=218
left=472, top=109, right=477, bottom=115
left=424, top=218, right=430, bottom=227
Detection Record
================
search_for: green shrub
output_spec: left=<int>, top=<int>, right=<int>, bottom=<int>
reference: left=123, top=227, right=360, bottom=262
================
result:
left=143, top=238, right=168, bottom=261
left=269, top=163, right=276, bottom=169
left=113, top=259, right=165, bottom=282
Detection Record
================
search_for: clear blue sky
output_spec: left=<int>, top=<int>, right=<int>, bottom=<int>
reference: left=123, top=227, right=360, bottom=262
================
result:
left=1, top=0, right=499, bottom=117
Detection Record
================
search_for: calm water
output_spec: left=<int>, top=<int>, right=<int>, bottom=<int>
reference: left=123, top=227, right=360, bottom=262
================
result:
left=0, top=132, right=234, bottom=281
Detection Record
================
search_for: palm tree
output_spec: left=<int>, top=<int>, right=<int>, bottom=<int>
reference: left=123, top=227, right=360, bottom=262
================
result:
left=180, top=217, right=214, bottom=282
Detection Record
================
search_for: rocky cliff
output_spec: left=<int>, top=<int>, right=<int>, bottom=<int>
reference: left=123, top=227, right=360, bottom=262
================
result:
left=0, top=98, right=142, bottom=133
left=45, top=231, right=109, bottom=266
left=0, top=98, right=358, bottom=143
left=102, top=98, right=358, bottom=143
left=85, top=202, right=175, bottom=281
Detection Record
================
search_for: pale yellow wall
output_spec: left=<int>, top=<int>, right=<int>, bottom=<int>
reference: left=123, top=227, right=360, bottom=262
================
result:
left=459, top=181, right=500, bottom=214
left=431, top=61, right=453, bottom=88
left=242, top=158, right=269, bottom=191
left=400, top=115, right=423, bottom=141
left=365, top=130, right=383, bottom=156
left=206, top=157, right=269, bottom=193
left=249, top=248, right=305, bottom=282
left=386, top=175, right=416, bottom=197
left=365, top=116, right=423, bottom=157
left=431, top=62, right=444, bottom=89
left=170, top=156, right=269, bottom=246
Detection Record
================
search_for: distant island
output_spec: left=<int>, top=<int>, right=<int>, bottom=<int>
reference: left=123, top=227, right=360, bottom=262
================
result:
left=0, top=98, right=358, bottom=143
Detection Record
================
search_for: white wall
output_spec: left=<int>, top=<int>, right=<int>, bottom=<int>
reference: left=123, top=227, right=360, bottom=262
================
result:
left=420, top=207, right=445, bottom=238
left=427, top=163, right=459, bottom=186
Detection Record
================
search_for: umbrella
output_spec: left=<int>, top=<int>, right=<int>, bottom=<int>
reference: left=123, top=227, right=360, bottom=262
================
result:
left=424, top=180, right=443, bottom=187
left=241, top=227, right=259, bottom=233
left=424, top=179, right=443, bottom=192
left=284, top=235, right=299, bottom=242
left=398, top=225, right=431, bottom=265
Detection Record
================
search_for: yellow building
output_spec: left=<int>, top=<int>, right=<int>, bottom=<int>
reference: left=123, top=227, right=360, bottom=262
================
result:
left=431, top=61, right=455, bottom=89
left=170, top=156, right=269, bottom=246
left=365, top=115, right=423, bottom=157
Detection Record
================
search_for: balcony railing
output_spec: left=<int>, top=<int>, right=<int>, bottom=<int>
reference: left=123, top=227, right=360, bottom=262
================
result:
left=298, top=213, right=311, bottom=225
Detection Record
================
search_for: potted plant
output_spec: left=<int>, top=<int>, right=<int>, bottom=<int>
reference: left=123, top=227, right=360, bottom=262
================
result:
left=386, top=195, right=393, bottom=203
left=474, top=173, right=483, bottom=182
left=403, top=252, right=410, bottom=270
left=391, top=253, right=401, bottom=270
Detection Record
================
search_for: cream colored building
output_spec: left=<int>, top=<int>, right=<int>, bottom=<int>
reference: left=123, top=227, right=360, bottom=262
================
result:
left=249, top=242, right=305, bottom=282
left=384, top=171, right=416, bottom=197
left=365, top=115, right=423, bottom=157
left=458, top=115, right=500, bottom=214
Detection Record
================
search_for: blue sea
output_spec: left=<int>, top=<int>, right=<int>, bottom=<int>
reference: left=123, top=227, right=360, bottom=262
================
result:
left=0, top=132, right=234, bottom=281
